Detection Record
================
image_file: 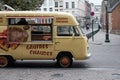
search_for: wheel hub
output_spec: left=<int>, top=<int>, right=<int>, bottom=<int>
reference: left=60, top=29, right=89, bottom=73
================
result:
left=61, top=57, right=69, bottom=65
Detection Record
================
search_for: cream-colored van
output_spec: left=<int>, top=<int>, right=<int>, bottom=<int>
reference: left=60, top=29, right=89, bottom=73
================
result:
left=0, top=11, right=90, bottom=68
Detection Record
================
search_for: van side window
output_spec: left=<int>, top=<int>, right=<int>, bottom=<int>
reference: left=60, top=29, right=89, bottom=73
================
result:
left=8, top=18, right=19, bottom=25
left=57, top=26, right=79, bottom=36
left=73, top=27, right=80, bottom=36
left=57, top=26, right=74, bottom=36
left=31, top=25, right=52, bottom=41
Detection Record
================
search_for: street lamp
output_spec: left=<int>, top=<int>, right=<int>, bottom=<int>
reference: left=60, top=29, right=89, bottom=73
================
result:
left=104, top=0, right=110, bottom=42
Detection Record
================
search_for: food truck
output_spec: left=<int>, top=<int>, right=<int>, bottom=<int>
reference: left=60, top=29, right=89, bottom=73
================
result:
left=0, top=11, right=90, bottom=68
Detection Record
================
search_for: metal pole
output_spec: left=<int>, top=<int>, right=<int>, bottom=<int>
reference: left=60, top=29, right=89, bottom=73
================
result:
left=92, top=19, right=94, bottom=41
left=105, top=3, right=110, bottom=43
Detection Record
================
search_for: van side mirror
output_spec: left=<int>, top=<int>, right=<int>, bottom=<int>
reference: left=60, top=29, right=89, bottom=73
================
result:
left=72, top=33, right=75, bottom=38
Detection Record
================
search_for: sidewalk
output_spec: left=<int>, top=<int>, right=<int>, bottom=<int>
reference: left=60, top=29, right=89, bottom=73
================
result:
left=81, top=23, right=120, bottom=45
left=89, top=30, right=120, bottom=45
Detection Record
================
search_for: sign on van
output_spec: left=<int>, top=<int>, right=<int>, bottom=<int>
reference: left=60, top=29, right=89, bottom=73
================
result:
left=56, top=18, right=68, bottom=23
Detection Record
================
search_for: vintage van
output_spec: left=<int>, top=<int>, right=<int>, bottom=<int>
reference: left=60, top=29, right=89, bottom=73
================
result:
left=0, top=11, right=90, bottom=68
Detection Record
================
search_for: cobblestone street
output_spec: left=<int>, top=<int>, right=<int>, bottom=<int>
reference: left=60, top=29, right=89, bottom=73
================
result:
left=0, top=67, right=120, bottom=80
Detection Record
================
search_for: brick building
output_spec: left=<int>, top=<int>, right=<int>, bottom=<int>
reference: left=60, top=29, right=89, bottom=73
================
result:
left=101, top=0, right=120, bottom=35
left=110, top=2, right=120, bottom=34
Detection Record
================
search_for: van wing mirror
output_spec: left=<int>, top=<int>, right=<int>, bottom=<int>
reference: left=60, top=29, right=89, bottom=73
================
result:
left=72, top=33, right=75, bottom=38
left=72, top=33, right=75, bottom=36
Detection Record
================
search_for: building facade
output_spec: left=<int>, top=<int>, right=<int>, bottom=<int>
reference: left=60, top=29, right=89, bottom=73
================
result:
left=54, top=0, right=64, bottom=12
left=94, top=5, right=101, bottom=23
left=101, top=0, right=120, bottom=34
left=85, top=1, right=91, bottom=27
left=40, top=0, right=89, bottom=27
left=90, top=3, right=102, bottom=22
left=40, top=0, right=55, bottom=12
left=54, top=0, right=87, bottom=27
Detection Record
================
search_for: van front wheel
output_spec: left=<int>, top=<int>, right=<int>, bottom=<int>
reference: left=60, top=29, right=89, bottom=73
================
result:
left=0, top=56, right=9, bottom=68
left=57, top=55, right=73, bottom=68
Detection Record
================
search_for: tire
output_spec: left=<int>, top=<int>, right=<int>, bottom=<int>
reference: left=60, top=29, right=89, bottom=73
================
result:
left=0, top=56, right=9, bottom=68
left=7, top=56, right=15, bottom=66
left=57, top=55, right=73, bottom=68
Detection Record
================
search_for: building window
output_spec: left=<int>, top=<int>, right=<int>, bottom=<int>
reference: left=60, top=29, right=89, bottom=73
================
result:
left=59, top=1, right=63, bottom=7
left=60, top=9, right=63, bottom=11
left=55, top=9, right=58, bottom=11
left=55, top=1, right=58, bottom=7
left=66, top=11, right=69, bottom=13
left=72, top=2, right=75, bottom=8
left=49, top=8, right=53, bottom=11
left=42, top=0, right=47, bottom=6
left=44, top=8, right=47, bottom=11
left=49, top=0, right=53, bottom=6
left=66, top=2, right=69, bottom=9
left=95, top=8, right=99, bottom=11
left=72, top=11, right=75, bottom=14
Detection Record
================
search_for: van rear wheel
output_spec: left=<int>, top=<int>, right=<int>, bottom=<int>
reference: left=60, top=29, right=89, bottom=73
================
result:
left=0, top=56, right=9, bottom=68
left=57, top=55, right=73, bottom=68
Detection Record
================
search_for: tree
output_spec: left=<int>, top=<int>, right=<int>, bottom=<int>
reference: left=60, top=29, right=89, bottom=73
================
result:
left=0, top=0, right=44, bottom=10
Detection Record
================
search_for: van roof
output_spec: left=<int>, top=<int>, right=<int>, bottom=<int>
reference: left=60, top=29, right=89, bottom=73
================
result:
left=0, top=11, right=72, bottom=17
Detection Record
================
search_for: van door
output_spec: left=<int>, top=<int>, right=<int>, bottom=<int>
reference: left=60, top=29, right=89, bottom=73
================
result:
left=55, top=26, right=73, bottom=51
left=55, top=26, right=83, bottom=59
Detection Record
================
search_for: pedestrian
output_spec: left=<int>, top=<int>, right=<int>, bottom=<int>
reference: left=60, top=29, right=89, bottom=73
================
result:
left=98, top=23, right=101, bottom=30
left=17, top=18, right=28, bottom=25
left=86, top=23, right=89, bottom=31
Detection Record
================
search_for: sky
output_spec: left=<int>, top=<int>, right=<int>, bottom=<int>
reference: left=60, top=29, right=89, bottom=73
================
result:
left=89, top=0, right=102, bottom=5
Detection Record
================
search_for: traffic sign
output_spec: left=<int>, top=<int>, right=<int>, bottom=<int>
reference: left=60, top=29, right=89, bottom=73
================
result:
left=90, top=12, right=94, bottom=16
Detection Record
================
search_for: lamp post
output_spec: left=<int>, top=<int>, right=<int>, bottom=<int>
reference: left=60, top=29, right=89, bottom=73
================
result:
left=104, top=0, right=110, bottom=42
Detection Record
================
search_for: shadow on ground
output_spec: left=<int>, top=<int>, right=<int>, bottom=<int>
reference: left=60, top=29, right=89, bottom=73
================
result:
left=7, top=60, right=90, bottom=68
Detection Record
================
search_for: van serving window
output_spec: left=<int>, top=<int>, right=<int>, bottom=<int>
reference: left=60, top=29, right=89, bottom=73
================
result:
left=8, top=17, right=53, bottom=42
left=31, top=25, right=52, bottom=41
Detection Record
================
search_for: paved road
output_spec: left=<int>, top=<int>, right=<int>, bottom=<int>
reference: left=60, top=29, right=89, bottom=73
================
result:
left=0, top=67, right=120, bottom=80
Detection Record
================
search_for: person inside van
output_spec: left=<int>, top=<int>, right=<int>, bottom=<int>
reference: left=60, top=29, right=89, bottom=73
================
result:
left=17, top=18, right=28, bottom=25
